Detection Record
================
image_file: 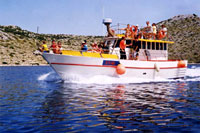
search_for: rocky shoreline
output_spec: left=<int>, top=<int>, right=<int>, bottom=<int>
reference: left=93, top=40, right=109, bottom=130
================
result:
left=1, top=14, right=200, bottom=65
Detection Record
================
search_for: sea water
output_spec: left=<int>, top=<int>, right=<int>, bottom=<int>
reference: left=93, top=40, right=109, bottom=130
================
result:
left=0, top=64, right=200, bottom=132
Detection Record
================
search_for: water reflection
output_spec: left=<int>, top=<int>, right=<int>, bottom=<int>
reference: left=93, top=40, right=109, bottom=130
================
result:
left=37, top=81, right=200, bottom=132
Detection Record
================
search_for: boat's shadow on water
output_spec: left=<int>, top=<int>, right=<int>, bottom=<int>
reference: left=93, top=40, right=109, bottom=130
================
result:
left=36, top=81, right=200, bottom=132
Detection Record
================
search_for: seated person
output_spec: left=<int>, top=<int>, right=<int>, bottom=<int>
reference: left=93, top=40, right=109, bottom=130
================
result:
left=39, top=41, right=49, bottom=52
left=90, top=42, right=98, bottom=52
left=102, top=41, right=109, bottom=54
left=96, top=44, right=103, bottom=53
left=50, top=40, right=61, bottom=54
left=81, top=40, right=88, bottom=51
left=57, top=41, right=62, bottom=50
left=157, top=25, right=167, bottom=40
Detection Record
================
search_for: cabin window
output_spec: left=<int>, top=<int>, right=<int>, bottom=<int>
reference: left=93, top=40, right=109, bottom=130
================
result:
left=156, top=42, right=159, bottom=50
left=164, top=43, right=167, bottom=50
left=142, top=41, right=146, bottom=49
left=147, top=42, right=151, bottom=49
left=152, top=42, right=155, bottom=50
left=160, top=43, right=163, bottom=50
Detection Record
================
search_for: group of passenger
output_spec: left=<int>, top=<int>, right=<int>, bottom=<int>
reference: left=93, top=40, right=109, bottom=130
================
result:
left=119, top=21, right=168, bottom=40
left=39, top=40, right=62, bottom=54
left=81, top=40, right=110, bottom=54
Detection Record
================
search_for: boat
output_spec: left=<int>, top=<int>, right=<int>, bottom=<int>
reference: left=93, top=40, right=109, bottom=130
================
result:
left=42, top=19, right=187, bottom=80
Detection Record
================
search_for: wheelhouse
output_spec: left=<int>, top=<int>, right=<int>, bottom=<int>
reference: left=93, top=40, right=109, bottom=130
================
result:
left=104, top=37, right=174, bottom=61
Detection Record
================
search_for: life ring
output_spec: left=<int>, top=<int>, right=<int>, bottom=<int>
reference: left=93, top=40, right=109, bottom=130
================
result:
left=116, top=64, right=126, bottom=75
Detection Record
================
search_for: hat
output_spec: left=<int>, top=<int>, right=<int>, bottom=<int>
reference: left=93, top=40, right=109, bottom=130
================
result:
left=136, top=24, right=139, bottom=27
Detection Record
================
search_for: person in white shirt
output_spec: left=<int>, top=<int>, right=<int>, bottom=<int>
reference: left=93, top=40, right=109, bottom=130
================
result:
left=152, top=23, right=157, bottom=39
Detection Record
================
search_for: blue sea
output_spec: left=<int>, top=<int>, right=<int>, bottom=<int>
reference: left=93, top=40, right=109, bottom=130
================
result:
left=0, top=64, right=200, bottom=132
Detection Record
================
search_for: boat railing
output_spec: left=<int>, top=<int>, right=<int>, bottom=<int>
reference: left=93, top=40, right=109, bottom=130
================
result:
left=60, top=49, right=119, bottom=59
left=109, top=23, right=170, bottom=40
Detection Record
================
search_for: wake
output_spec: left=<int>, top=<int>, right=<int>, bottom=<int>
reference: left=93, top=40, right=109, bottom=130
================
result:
left=37, top=66, right=200, bottom=84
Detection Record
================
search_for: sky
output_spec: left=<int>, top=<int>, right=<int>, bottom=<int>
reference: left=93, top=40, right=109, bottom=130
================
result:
left=0, top=0, right=200, bottom=35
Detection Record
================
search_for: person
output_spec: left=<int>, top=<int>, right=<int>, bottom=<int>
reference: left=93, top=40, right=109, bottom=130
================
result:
left=102, top=41, right=109, bottom=54
left=129, top=42, right=139, bottom=60
left=134, top=52, right=139, bottom=60
left=50, top=40, right=61, bottom=54
left=90, top=42, right=98, bottom=52
left=142, top=21, right=152, bottom=39
left=96, top=44, right=103, bottom=53
left=39, top=41, right=49, bottom=52
left=131, top=24, right=140, bottom=39
left=119, top=36, right=131, bottom=59
left=81, top=40, right=88, bottom=51
left=57, top=41, right=62, bottom=54
left=157, top=24, right=167, bottom=40
left=152, top=23, right=157, bottom=39
left=104, top=23, right=115, bottom=37
left=120, top=24, right=133, bottom=38
left=144, top=49, right=151, bottom=60
left=57, top=41, right=62, bottom=50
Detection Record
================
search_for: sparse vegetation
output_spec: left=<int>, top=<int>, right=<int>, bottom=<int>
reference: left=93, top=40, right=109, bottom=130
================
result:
left=0, top=14, right=200, bottom=65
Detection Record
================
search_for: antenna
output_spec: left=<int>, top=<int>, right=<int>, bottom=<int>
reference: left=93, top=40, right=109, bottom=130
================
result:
left=37, top=26, right=39, bottom=33
left=102, top=6, right=104, bottom=36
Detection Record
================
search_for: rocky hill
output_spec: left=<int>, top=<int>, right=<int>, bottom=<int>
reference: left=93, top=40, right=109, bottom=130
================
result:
left=157, top=14, right=200, bottom=63
left=0, top=25, right=102, bottom=65
left=0, top=14, right=200, bottom=65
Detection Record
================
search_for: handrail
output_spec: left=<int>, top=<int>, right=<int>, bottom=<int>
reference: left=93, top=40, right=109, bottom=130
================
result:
left=107, top=23, right=171, bottom=41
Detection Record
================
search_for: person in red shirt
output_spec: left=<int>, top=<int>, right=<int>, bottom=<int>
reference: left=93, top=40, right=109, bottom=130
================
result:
left=120, top=36, right=129, bottom=59
left=50, top=40, right=61, bottom=54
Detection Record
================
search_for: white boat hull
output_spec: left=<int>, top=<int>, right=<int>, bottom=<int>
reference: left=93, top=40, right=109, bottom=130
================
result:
left=43, top=53, right=187, bottom=80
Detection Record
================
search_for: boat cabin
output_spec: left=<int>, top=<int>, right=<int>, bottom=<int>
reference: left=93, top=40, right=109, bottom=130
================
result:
left=104, top=36, right=174, bottom=61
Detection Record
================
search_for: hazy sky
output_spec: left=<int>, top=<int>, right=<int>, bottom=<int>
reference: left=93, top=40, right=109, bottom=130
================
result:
left=0, top=0, right=200, bottom=35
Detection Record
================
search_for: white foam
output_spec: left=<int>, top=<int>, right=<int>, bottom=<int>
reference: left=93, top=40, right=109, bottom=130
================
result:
left=62, top=74, right=175, bottom=84
left=38, top=72, right=52, bottom=81
left=186, top=67, right=200, bottom=77
left=38, top=66, right=200, bottom=84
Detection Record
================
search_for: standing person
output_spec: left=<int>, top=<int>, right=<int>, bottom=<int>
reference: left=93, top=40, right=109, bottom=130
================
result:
left=120, top=24, right=133, bottom=38
left=119, top=36, right=128, bottom=59
left=143, top=21, right=152, bottom=39
left=158, top=24, right=167, bottom=40
left=81, top=40, right=88, bottom=51
left=132, top=24, right=139, bottom=39
left=152, top=23, right=157, bottom=39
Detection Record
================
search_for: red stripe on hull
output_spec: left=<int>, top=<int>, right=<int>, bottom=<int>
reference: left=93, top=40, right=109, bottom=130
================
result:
left=51, top=62, right=187, bottom=69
